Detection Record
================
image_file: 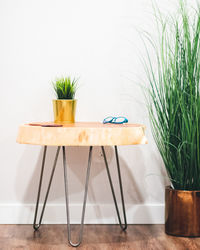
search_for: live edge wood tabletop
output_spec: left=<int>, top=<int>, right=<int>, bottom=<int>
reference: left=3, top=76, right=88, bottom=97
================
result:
left=16, top=122, right=147, bottom=146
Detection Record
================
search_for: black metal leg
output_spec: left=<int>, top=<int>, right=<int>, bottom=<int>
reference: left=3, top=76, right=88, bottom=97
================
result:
left=33, top=146, right=61, bottom=230
left=63, top=146, right=93, bottom=247
left=33, top=144, right=126, bottom=247
left=101, top=146, right=127, bottom=231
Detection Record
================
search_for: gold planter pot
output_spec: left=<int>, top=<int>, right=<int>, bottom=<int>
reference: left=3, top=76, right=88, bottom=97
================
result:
left=53, top=99, right=77, bottom=124
left=165, top=186, right=200, bottom=236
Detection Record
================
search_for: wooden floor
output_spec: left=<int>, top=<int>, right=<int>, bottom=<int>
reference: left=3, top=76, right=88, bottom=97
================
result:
left=0, top=225, right=200, bottom=250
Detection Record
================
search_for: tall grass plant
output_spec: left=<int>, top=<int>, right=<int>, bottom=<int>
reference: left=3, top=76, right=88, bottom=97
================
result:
left=146, top=1, right=200, bottom=190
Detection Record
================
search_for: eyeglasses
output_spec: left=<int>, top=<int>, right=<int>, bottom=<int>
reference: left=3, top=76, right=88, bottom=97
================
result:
left=103, top=116, right=128, bottom=124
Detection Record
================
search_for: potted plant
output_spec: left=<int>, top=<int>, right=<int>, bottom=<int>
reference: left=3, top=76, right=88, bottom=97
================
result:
left=52, top=77, right=78, bottom=124
left=145, top=2, right=200, bottom=236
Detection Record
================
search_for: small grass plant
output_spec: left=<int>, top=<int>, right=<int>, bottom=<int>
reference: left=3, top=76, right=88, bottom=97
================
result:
left=145, top=1, right=200, bottom=190
left=53, top=77, right=78, bottom=99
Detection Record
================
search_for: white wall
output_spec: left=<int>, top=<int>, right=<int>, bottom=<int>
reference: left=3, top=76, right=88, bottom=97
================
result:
left=0, top=0, right=180, bottom=224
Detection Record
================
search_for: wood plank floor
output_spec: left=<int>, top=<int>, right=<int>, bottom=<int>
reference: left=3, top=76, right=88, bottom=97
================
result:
left=0, top=225, right=200, bottom=250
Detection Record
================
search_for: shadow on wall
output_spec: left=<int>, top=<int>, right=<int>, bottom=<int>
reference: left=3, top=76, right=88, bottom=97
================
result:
left=15, top=145, right=148, bottom=221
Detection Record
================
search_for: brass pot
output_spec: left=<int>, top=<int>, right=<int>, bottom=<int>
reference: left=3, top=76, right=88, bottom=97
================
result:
left=165, top=186, right=200, bottom=236
left=53, top=99, right=77, bottom=124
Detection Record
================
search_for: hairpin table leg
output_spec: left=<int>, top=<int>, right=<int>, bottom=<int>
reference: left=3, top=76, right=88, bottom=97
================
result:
left=63, top=146, right=93, bottom=247
left=101, top=146, right=127, bottom=231
left=33, top=146, right=61, bottom=230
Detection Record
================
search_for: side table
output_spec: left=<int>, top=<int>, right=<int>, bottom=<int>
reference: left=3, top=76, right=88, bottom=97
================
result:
left=17, top=122, right=147, bottom=247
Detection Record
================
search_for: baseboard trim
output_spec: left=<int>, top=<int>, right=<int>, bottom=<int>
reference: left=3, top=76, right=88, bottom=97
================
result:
left=0, top=203, right=164, bottom=224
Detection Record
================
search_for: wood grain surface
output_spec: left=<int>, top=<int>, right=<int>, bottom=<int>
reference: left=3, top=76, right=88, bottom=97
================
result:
left=0, top=225, right=199, bottom=250
left=17, top=122, right=147, bottom=146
